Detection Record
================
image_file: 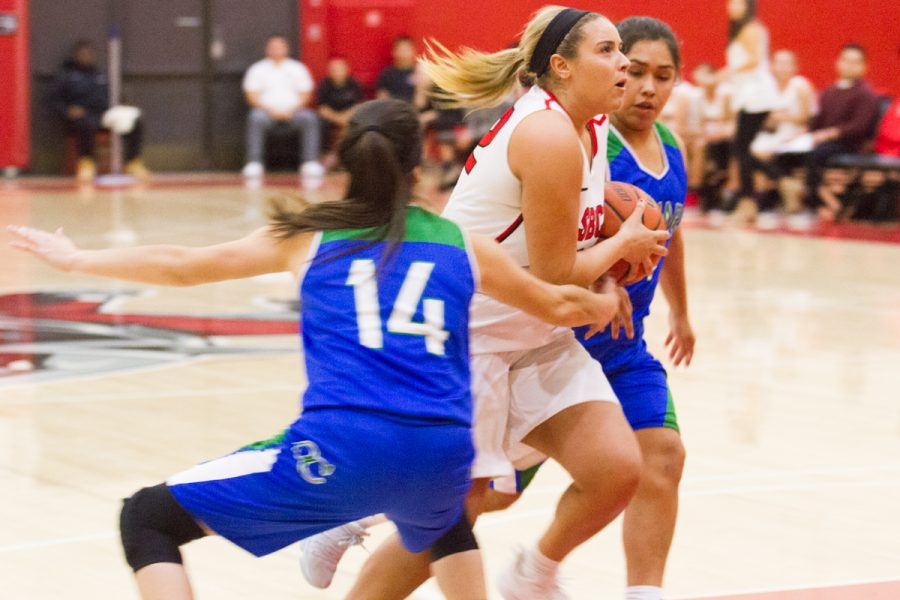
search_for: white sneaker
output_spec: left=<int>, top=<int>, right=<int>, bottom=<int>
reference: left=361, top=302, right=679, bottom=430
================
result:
left=299, top=522, right=368, bottom=589
left=242, top=161, right=264, bottom=178
left=300, top=160, right=326, bottom=178
left=755, top=211, right=780, bottom=231
left=498, top=548, right=570, bottom=600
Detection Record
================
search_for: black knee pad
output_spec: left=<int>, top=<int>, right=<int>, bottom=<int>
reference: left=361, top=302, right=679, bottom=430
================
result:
left=429, top=514, right=479, bottom=562
left=119, top=483, right=206, bottom=572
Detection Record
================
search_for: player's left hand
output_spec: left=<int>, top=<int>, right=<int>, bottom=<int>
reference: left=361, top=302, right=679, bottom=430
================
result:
left=665, top=312, right=695, bottom=367
left=7, top=225, right=80, bottom=272
left=584, top=277, right=633, bottom=340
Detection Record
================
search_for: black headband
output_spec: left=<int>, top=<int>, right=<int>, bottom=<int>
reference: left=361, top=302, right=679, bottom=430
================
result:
left=529, top=8, right=591, bottom=77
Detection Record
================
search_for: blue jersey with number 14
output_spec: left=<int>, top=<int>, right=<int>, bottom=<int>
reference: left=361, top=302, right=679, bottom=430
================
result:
left=300, top=206, right=477, bottom=427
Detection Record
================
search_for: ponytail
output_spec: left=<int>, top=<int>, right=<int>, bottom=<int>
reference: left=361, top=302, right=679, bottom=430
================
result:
left=423, top=5, right=601, bottom=109
left=269, top=99, right=421, bottom=266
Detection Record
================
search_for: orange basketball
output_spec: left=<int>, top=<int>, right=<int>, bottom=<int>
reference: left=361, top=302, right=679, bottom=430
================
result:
left=600, top=181, right=666, bottom=285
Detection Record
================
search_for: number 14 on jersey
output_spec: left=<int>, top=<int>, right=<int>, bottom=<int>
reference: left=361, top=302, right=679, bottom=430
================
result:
left=346, top=259, right=450, bottom=356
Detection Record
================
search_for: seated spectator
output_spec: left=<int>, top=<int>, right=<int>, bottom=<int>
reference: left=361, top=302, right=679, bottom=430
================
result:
left=376, top=36, right=417, bottom=103
left=242, top=35, right=323, bottom=179
left=750, top=50, right=817, bottom=213
left=805, top=43, right=881, bottom=218
left=844, top=170, right=899, bottom=223
left=661, top=80, right=704, bottom=189
left=750, top=50, right=816, bottom=159
left=52, top=40, right=148, bottom=182
left=414, top=66, right=467, bottom=191
left=316, top=56, right=363, bottom=165
left=693, top=63, right=736, bottom=213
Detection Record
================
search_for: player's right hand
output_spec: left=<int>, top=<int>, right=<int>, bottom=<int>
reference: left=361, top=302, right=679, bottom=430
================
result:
left=618, top=201, right=670, bottom=270
left=7, top=225, right=80, bottom=272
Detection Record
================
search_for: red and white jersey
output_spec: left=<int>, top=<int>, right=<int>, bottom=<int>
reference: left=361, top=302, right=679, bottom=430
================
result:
left=443, top=85, right=610, bottom=353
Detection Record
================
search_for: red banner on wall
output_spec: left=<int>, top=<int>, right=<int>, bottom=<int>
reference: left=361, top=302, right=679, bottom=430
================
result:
left=0, top=0, right=29, bottom=170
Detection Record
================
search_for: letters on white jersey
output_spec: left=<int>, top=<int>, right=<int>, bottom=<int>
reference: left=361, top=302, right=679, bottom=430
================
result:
left=442, top=86, right=610, bottom=352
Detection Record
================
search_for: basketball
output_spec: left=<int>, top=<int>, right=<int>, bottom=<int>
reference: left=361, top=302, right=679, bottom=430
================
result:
left=601, top=181, right=667, bottom=284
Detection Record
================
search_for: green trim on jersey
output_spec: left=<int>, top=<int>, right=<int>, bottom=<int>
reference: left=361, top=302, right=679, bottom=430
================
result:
left=654, top=121, right=680, bottom=150
left=607, top=127, right=626, bottom=163
left=664, top=385, right=680, bottom=432
left=240, top=429, right=288, bottom=451
left=321, top=206, right=466, bottom=249
left=608, top=121, right=680, bottom=164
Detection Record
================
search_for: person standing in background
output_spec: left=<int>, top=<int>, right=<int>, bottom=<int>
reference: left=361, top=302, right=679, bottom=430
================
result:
left=53, top=40, right=149, bottom=182
left=242, top=36, right=324, bottom=181
left=721, top=0, right=778, bottom=224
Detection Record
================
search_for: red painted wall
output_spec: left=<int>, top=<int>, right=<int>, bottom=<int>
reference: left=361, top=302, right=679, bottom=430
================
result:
left=0, top=0, right=30, bottom=169
left=302, top=0, right=900, bottom=98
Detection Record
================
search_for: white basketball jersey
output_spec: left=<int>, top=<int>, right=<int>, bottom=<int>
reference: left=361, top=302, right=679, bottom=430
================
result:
left=443, top=85, right=610, bottom=353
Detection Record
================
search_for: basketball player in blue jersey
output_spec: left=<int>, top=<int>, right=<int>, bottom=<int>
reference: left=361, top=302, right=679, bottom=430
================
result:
left=485, top=18, right=695, bottom=600
left=8, top=99, right=629, bottom=600
left=300, top=9, right=673, bottom=599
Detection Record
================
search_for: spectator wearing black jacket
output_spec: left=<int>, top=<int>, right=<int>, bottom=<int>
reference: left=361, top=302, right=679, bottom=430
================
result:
left=316, top=57, right=363, bottom=161
left=52, top=40, right=147, bottom=181
left=375, top=37, right=417, bottom=103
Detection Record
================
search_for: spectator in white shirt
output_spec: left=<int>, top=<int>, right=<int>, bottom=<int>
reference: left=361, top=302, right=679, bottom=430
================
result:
left=242, top=36, right=323, bottom=179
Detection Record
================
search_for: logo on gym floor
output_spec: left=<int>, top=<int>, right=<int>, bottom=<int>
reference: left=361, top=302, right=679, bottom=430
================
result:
left=292, top=440, right=336, bottom=485
left=0, top=291, right=299, bottom=385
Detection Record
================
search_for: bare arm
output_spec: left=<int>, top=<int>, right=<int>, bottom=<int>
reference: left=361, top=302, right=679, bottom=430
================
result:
left=295, top=91, right=312, bottom=110
left=734, top=23, right=765, bottom=73
left=509, top=112, right=669, bottom=288
left=658, top=227, right=695, bottom=366
left=318, top=105, right=345, bottom=125
left=245, top=90, right=263, bottom=109
left=470, top=233, right=621, bottom=330
left=794, top=80, right=815, bottom=126
left=7, top=225, right=311, bottom=286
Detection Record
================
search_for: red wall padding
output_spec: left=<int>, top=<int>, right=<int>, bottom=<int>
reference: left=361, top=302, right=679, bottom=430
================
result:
left=302, top=0, right=900, bottom=98
left=0, top=0, right=30, bottom=168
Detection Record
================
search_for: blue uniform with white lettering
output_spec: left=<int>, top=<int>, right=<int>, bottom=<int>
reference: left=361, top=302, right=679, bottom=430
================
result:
left=576, top=121, right=687, bottom=431
left=168, top=207, right=478, bottom=555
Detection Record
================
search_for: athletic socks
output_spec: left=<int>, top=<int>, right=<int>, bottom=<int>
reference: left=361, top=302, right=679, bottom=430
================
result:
left=523, top=546, right=561, bottom=578
left=626, top=585, right=664, bottom=600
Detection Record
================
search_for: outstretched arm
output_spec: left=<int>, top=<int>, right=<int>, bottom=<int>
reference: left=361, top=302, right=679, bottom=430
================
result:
left=469, top=233, right=624, bottom=331
left=7, top=225, right=311, bottom=286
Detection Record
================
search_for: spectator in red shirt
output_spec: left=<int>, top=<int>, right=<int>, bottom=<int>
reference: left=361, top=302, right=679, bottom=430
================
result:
left=805, top=43, right=881, bottom=211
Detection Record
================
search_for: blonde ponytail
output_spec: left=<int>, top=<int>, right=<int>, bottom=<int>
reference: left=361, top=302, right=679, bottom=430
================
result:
left=421, top=5, right=601, bottom=109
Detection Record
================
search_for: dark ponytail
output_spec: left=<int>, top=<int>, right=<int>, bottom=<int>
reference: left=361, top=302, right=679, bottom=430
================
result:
left=269, top=99, right=422, bottom=263
left=728, top=0, right=757, bottom=41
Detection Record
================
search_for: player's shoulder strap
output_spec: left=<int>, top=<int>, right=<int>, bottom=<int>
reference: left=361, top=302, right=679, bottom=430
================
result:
left=607, top=123, right=626, bottom=164
left=404, top=206, right=467, bottom=249
left=653, top=121, right=680, bottom=149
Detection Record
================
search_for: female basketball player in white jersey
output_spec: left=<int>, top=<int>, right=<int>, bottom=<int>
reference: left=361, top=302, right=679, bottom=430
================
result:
left=479, top=18, right=695, bottom=600
left=8, top=99, right=629, bottom=600
left=331, top=7, right=671, bottom=599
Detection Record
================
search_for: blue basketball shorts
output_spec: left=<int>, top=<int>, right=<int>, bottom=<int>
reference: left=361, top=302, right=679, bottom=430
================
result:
left=599, top=348, right=679, bottom=433
left=167, top=409, right=473, bottom=556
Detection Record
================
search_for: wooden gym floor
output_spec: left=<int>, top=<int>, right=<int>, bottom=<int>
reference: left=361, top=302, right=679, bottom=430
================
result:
left=1, top=174, right=898, bottom=599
